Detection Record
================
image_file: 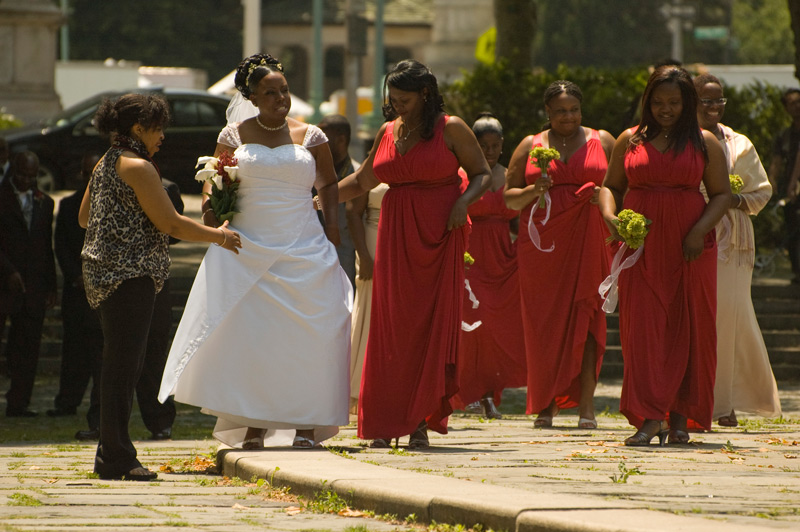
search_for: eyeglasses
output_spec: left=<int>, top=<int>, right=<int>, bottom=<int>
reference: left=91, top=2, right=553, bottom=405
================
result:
left=700, top=98, right=727, bottom=106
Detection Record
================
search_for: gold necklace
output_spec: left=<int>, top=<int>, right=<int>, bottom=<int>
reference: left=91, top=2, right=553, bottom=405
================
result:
left=396, top=120, right=422, bottom=145
left=256, top=115, right=288, bottom=131
left=550, top=127, right=580, bottom=148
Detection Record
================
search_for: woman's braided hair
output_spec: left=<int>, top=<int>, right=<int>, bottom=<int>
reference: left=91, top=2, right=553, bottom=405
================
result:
left=234, top=53, right=284, bottom=99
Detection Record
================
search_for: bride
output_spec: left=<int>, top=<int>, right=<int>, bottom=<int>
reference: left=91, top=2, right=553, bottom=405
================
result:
left=158, top=53, right=352, bottom=449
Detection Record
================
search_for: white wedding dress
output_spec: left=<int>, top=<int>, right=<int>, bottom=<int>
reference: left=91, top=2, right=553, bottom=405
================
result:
left=158, top=124, right=353, bottom=448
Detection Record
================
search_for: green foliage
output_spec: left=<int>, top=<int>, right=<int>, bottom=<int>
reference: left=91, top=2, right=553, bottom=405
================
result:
left=610, top=461, right=645, bottom=484
left=732, top=0, right=794, bottom=64
left=0, top=109, right=23, bottom=130
left=7, top=493, right=42, bottom=506
left=67, top=0, right=243, bottom=84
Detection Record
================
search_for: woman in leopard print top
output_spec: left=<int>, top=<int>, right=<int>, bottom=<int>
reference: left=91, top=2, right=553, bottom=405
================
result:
left=78, top=93, right=241, bottom=481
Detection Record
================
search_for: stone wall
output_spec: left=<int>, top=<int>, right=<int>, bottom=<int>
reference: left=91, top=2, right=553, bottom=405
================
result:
left=0, top=0, right=64, bottom=126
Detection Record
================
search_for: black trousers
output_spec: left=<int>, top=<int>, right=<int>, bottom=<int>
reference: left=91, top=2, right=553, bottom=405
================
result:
left=59, top=281, right=175, bottom=432
left=2, top=308, right=45, bottom=413
left=53, top=283, right=103, bottom=420
left=94, top=277, right=155, bottom=477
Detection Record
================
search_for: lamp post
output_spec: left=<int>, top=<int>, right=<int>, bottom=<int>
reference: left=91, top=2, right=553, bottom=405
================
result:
left=659, top=0, right=695, bottom=63
left=309, top=0, right=324, bottom=123
left=241, top=0, right=260, bottom=57
left=366, top=0, right=385, bottom=132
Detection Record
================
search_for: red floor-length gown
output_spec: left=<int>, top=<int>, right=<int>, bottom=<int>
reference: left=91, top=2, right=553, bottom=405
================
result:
left=358, top=116, right=468, bottom=439
left=453, top=172, right=526, bottom=408
left=619, top=137, right=717, bottom=430
left=520, top=129, right=611, bottom=415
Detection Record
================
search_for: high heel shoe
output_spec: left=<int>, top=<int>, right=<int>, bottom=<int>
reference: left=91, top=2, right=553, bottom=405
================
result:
left=408, top=421, right=429, bottom=450
left=624, top=420, right=668, bottom=447
left=369, top=437, right=399, bottom=448
left=668, top=429, right=690, bottom=444
left=481, top=397, right=502, bottom=419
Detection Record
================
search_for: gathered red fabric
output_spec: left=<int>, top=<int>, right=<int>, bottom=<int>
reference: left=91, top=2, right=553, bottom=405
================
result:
left=452, top=174, right=526, bottom=409
left=357, top=116, right=468, bottom=439
left=618, top=136, right=717, bottom=430
left=520, top=129, right=611, bottom=415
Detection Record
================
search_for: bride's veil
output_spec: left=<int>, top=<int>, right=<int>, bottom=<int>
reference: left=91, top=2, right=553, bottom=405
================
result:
left=225, top=92, right=259, bottom=126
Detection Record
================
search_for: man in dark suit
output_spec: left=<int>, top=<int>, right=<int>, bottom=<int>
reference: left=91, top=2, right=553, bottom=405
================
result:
left=47, top=152, right=104, bottom=424
left=0, top=151, right=57, bottom=417
left=0, top=138, right=10, bottom=183
left=65, top=169, right=180, bottom=441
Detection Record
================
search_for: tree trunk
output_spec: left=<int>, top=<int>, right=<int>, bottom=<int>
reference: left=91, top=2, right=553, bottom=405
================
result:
left=790, top=0, right=800, bottom=82
left=493, top=0, right=537, bottom=70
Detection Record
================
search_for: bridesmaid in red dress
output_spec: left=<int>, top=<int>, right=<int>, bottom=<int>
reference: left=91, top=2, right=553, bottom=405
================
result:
left=599, top=66, right=730, bottom=446
left=336, top=60, right=492, bottom=449
left=452, top=113, right=526, bottom=418
left=505, top=81, right=615, bottom=429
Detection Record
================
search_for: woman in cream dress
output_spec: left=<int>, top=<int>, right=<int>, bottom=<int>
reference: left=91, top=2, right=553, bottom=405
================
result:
left=695, top=73, right=781, bottom=426
left=346, top=183, right=390, bottom=414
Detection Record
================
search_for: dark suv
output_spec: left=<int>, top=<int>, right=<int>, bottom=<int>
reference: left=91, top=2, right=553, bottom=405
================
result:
left=1, top=88, right=231, bottom=193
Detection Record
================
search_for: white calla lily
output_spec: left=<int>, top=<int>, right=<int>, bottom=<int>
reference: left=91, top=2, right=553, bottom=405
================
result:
left=224, top=166, right=239, bottom=181
left=196, top=156, right=218, bottom=169
left=195, top=168, right=217, bottom=183
left=212, top=174, right=224, bottom=190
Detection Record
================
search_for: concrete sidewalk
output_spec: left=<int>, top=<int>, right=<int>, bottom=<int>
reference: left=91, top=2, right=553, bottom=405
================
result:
left=220, top=382, right=800, bottom=532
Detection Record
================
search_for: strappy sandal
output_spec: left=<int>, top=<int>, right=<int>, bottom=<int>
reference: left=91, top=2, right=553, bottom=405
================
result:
left=578, top=417, right=598, bottom=429
left=370, top=438, right=398, bottom=448
left=242, top=437, right=264, bottom=450
left=292, top=435, right=320, bottom=449
left=534, top=404, right=559, bottom=428
left=668, top=429, right=690, bottom=445
left=408, top=422, right=429, bottom=450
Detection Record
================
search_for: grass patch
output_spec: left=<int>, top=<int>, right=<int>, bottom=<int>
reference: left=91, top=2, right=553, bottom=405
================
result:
left=610, top=462, right=645, bottom=484
left=7, top=493, right=42, bottom=506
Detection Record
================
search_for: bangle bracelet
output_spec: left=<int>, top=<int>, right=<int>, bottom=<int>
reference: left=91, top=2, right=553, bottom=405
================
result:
left=313, top=195, right=321, bottom=210
left=215, top=228, right=226, bottom=247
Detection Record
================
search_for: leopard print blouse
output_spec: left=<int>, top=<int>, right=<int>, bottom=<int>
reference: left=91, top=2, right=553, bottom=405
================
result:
left=81, top=145, right=169, bottom=309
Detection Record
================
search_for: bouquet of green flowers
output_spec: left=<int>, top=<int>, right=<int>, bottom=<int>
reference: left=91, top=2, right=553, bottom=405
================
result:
left=195, top=152, right=240, bottom=223
left=612, top=209, right=651, bottom=250
left=529, top=146, right=560, bottom=208
left=729, top=174, right=744, bottom=194
left=464, top=251, right=475, bottom=268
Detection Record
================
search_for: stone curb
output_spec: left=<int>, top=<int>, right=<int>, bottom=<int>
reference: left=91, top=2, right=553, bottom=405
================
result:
left=218, top=447, right=759, bottom=532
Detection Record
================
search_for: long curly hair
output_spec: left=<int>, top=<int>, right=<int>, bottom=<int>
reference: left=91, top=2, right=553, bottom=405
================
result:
left=630, top=65, right=706, bottom=160
left=234, top=53, right=285, bottom=99
left=94, top=93, right=170, bottom=137
left=381, top=60, right=444, bottom=140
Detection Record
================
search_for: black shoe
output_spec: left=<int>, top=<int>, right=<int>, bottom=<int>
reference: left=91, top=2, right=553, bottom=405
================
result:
left=6, top=409, right=38, bottom=418
left=150, top=428, right=172, bottom=441
left=99, top=467, right=158, bottom=481
left=75, top=428, right=100, bottom=441
left=46, top=408, right=77, bottom=417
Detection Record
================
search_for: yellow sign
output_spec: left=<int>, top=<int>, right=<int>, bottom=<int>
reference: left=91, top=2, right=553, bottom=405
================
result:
left=475, top=26, right=496, bottom=65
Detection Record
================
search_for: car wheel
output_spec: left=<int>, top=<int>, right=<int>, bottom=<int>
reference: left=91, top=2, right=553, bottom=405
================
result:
left=36, top=162, right=58, bottom=192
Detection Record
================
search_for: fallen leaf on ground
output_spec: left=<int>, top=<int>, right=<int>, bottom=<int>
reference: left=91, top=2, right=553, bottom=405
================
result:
left=43, top=478, right=58, bottom=484
left=785, top=454, right=797, bottom=459
left=29, top=466, right=40, bottom=470
left=339, top=508, right=367, bottom=517
left=232, top=503, right=249, bottom=510
left=286, top=506, right=303, bottom=515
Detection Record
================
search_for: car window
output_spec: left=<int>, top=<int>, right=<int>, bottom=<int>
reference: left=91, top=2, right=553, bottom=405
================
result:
left=170, top=99, right=226, bottom=128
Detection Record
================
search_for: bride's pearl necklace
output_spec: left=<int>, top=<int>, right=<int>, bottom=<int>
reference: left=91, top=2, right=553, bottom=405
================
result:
left=256, top=115, right=288, bottom=131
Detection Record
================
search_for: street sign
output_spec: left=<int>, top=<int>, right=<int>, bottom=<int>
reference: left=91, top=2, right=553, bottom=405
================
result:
left=694, top=26, right=729, bottom=40
left=475, top=26, right=496, bottom=65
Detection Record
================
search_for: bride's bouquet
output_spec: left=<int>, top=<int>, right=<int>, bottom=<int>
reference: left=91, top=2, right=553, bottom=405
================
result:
left=195, top=152, right=240, bottom=223
left=529, top=146, right=560, bottom=208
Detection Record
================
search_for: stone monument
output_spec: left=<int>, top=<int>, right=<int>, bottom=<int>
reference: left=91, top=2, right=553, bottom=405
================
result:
left=0, top=0, right=64, bottom=126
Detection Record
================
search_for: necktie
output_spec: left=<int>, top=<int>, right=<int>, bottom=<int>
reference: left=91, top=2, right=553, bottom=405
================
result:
left=19, top=191, right=33, bottom=230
